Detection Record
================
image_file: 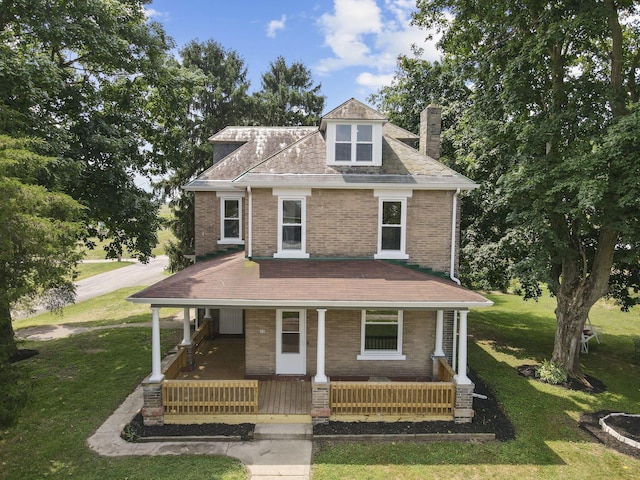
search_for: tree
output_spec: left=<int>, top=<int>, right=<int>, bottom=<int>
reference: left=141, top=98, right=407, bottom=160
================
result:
left=413, top=0, right=640, bottom=381
left=0, top=136, right=83, bottom=357
left=254, top=56, right=325, bottom=126
left=157, top=39, right=253, bottom=270
left=0, top=0, right=173, bottom=261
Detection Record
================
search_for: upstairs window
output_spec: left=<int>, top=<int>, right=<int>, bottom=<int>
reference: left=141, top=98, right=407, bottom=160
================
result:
left=374, top=190, right=411, bottom=260
left=274, top=188, right=311, bottom=258
left=217, top=193, right=244, bottom=245
left=326, top=122, right=382, bottom=166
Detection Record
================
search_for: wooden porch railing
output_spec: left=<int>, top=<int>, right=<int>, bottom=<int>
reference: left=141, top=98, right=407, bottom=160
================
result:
left=163, top=347, right=187, bottom=380
left=163, top=380, right=259, bottom=415
left=330, top=381, right=455, bottom=417
left=438, top=357, right=456, bottom=383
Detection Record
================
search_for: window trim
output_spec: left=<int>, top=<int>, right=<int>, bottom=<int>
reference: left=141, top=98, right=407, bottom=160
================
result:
left=326, top=121, right=382, bottom=166
left=373, top=190, right=412, bottom=260
left=273, top=188, right=311, bottom=258
left=216, top=192, right=244, bottom=245
left=357, top=309, right=406, bottom=361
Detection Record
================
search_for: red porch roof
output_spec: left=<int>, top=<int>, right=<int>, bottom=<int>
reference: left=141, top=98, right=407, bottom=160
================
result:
left=128, top=252, right=492, bottom=309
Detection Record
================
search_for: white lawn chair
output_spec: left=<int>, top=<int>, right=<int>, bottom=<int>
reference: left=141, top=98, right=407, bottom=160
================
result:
left=581, top=318, right=601, bottom=353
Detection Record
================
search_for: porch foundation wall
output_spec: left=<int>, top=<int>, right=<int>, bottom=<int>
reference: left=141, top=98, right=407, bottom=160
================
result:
left=141, top=380, right=164, bottom=426
left=454, top=382, right=475, bottom=424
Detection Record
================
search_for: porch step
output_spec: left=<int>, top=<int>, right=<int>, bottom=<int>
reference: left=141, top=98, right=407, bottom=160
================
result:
left=254, top=423, right=312, bottom=440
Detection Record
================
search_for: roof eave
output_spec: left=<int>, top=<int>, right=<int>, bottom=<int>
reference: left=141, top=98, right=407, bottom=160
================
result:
left=126, top=297, right=494, bottom=309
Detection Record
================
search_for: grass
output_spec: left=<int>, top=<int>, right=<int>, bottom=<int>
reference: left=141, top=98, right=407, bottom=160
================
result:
left=0, top=329, right=246, bottom=480
left=13, top=287, right=180, bottom=330
left=312, top=293, right=640, bottom=479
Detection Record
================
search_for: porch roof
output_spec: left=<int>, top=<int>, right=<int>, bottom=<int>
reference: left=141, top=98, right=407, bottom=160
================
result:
left=128, top=252, right=492, bottom=310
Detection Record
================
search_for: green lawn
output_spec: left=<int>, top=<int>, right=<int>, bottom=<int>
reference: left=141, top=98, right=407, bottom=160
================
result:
left=312, top=293, right=640, bottom=479
left=0, top=328, right=246, bottom=480
left=13, top=287, right=180, bottom=330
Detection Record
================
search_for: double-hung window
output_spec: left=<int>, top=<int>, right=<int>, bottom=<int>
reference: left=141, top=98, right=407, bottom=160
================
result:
left=374, top=190, right=411, bottom=259
left=357, top=310, right=405, bottom=360
left=274, top=188, right=310, bottom=258
left=217, top=192, right=244, bottom=244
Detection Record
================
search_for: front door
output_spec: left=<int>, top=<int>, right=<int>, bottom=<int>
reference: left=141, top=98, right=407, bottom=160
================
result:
left=276, top=310, right=306, bottom=375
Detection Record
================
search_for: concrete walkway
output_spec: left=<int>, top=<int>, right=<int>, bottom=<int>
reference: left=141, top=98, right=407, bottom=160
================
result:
left=88, top=386, right=312, bottom=479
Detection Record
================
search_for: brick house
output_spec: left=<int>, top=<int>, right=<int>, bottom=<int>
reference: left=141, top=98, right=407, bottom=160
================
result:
left=129, top=99, right=492, bottom=426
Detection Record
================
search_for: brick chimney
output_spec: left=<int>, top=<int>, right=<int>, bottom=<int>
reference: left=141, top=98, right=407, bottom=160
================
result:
left=419, top=105, right=442, bottom=160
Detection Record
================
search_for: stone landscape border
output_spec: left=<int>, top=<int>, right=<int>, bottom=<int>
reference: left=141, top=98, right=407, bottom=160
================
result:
left=599, top=413, right=640, bottom=450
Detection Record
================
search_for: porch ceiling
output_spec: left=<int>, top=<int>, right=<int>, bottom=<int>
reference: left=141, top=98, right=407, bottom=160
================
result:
left=128, top=252, right=492, bottom=309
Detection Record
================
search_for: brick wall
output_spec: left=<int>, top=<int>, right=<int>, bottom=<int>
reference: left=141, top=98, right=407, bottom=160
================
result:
left=406, top=190, right=454, bottom=272
left=194, top=192, right=218, bottom=257
left=244, top=308, right=437, bottom=378
left=247, top=187, right=456, bottom=271
left=244, top=309, right=276, bottom=375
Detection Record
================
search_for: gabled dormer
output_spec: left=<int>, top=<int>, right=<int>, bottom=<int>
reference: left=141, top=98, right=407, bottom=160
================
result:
left=321, top=98, right=387, bottom=166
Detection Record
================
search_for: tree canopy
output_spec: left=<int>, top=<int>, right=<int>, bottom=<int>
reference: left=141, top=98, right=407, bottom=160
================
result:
left=403, top=0, right=640, bottom=379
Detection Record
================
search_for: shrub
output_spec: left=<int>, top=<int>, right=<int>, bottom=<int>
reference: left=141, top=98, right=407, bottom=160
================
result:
left=535, top=360, right=568, bottom=385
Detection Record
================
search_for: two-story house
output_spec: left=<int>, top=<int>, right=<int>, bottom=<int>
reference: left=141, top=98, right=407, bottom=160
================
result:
left=129, top=99, right=492, bottom=427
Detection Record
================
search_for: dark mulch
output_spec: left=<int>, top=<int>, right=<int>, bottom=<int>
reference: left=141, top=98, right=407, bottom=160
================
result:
left=580, top=411, right=640, bottom=459
left=9, top=349, right=39, bottom=363
left=123, top=413, right=254, bottom=442
left=516, top=364, right=607, bottom=394
left=313, top=371, right=516, bottom=441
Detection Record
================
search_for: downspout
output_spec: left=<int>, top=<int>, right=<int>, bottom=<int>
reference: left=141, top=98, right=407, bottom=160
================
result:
left=247, top=186, right=253, bottom=259
left=450, top=188, right=461, bottom=285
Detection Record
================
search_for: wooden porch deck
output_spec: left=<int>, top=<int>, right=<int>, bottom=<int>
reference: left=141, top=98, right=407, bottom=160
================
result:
left=173, top=337, right=311, bottom=417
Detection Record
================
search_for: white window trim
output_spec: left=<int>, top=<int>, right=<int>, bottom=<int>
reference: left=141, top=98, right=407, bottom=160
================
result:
left=216, top=192, right=244, bottom=245
left=273, top=189, right=311, bottom=258
left=357, top=310, right=406, bottom=361
left=326, top=121, right=382, bottom=166
left=373, top=190, right=412, bottom=260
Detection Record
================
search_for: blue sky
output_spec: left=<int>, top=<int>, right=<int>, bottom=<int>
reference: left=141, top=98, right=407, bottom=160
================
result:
left=147, top=0, right=441, bottom=111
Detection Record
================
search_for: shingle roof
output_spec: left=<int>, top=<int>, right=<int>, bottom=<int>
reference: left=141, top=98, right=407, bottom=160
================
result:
left=320, top=98, right=388, bottom=124
left=128, top=252, right=492, bottom=309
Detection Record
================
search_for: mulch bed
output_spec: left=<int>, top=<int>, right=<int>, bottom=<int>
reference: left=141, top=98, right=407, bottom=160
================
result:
left=516, top=364, right=607, bottom=394
left=123, top=413, right=254, bottom=441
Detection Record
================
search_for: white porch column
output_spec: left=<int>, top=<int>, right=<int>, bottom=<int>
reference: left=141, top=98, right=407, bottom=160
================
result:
left=149, top=307, right=164, bottom=382
left=181, top=307, right=192, bottom=346
left=433, top=310, right=445, bottom=357
left=455, top=310, right=472, bottom=385
left=314, top=309, right=328, bottom=383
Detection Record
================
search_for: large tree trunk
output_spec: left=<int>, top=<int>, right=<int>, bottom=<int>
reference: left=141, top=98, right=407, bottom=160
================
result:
left=552, top=292, right=591, bottom=378
left=0, top=299, right=17, bottom=361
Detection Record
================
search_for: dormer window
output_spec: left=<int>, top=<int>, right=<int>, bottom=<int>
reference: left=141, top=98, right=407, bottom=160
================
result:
left=326, top=121, right=382, bottom=166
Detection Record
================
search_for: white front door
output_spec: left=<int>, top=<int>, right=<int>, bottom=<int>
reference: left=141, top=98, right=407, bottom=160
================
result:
left=276, top=310, right=306, bottom=375
left=219, top=308, right=244, bottom=335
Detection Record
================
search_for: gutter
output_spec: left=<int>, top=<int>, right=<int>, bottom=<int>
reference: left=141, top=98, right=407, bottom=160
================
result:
left=450, top=188, right=461, bottom=285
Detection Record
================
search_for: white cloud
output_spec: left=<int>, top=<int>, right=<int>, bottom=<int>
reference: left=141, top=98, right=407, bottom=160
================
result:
left=356, top=71, right=395, bottom=89
left=315, top=0, right=440, bottom=79
left=266, top=15, right=287, bottom=38
left=144, top=8, right=170, bottom=22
